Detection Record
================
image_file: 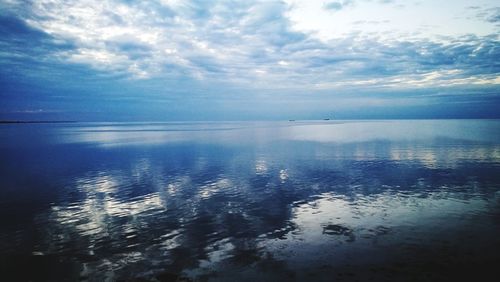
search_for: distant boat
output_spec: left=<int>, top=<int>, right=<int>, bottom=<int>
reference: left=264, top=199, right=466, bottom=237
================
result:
left=323, top=118, right=330, bottom=121
left=289, top=119, right=295, bottom=121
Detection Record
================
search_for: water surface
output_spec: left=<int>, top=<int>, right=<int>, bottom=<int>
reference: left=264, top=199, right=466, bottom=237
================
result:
left=1, top=120, right=500, bottom=281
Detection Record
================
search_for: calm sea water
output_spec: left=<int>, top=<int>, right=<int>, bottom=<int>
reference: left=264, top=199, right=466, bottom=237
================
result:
left=1, top=120, right=500, bottom=281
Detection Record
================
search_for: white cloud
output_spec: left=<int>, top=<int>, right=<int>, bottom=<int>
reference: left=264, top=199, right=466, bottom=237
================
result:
left=5, top=0, right=499, bottom=91
left=284, top=0, right=498, bottom=41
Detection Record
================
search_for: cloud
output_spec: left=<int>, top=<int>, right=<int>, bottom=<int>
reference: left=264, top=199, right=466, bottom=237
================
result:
left=323, top=0, right=394, bottom=11
left=483, top=7, right=500, bottom=24
left=324, top=1, right=354, bottom=11
left=0, top=0, right=497, bottom=88
left=0, top=13, right=73, bottom=58
left=0, top=0, right=499, bottom=120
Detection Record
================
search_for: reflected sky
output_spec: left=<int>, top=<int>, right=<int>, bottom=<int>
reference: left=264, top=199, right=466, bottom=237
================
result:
left=1, top=120, right=500, bottom=281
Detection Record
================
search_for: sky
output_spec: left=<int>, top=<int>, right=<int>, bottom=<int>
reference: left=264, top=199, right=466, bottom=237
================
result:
left=0, top=0, right=499, bottom=121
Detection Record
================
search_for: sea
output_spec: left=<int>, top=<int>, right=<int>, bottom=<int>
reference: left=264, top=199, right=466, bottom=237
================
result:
left=1, top=120, right=499, bottom=281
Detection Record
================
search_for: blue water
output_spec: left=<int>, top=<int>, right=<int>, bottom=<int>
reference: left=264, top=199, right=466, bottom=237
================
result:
left=1, top=120, right=500, bottom=281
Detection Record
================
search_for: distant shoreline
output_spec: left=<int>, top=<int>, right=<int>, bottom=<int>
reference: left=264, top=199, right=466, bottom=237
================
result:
left=1, top=118, right=499, bottom=124
left=0, top=120, right=77, bottom=124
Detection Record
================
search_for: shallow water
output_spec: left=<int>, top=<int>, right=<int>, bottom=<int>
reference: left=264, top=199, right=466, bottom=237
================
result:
left=1, top=120, right=500, bottom=281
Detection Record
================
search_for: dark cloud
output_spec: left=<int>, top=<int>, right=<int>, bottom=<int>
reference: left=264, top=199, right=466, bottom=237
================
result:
left=474, top=7, right=500, bottom=25
left=324, top=0, right=355, bottom=11
left=487, top=10, right=500, bottom=23
left=0, top=14, right=73, bottom=53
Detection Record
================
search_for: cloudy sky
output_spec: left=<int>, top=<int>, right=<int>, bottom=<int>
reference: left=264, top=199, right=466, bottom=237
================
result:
left=1, top=0, right=499, bottom=120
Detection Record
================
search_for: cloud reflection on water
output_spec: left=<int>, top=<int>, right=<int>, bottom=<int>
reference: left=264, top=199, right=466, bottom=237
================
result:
left=1, top=120, right=500, bottom=280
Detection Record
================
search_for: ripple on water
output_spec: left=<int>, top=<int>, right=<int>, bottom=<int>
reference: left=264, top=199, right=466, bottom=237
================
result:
left=1, top=121, right=500, bottom=281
